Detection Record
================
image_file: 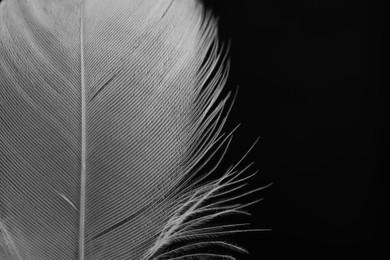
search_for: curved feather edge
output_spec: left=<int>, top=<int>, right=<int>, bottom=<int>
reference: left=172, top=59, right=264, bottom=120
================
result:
left=140, top=38, right=271, bottom=257
left=135, top=5, right=272, bottom=259
left=133, top=19, right=266, bottom=260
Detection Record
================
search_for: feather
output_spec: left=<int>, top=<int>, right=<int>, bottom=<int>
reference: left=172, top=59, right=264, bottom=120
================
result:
left=0, top=0, right=264, bottom=259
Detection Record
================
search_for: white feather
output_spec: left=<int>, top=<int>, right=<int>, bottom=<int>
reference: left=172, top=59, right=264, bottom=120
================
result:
left=0, top=0, right=263, bottom=259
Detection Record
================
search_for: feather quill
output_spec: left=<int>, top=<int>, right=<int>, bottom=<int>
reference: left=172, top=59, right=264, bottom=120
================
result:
left=0, top=0, right=263, bottom=259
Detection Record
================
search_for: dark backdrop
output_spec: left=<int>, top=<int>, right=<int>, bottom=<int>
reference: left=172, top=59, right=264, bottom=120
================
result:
left=202, top=0, right=388, bottom=259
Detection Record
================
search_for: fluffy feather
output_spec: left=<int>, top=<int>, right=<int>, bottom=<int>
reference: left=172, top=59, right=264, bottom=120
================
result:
left=0, top=0, right=263, bottom=259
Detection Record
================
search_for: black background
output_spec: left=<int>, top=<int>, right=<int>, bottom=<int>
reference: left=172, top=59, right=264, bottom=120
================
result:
left=202, top=0, right=388, bottom=259
left=0, top=0, right=387, bottom=259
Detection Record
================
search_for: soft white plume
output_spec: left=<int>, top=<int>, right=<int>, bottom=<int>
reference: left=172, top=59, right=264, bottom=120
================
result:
left=0, top=0, right=265, bottom=259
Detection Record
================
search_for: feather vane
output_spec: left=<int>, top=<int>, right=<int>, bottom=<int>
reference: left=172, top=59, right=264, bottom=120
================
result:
left=0, top=0, right=262, bottom=259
